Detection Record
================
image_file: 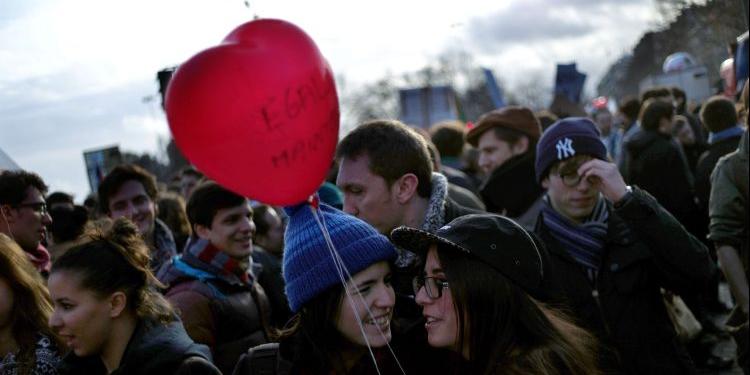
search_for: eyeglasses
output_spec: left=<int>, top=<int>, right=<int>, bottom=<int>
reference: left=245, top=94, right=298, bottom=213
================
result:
left=412, top=275, right=449, bottom=299
left=14, top=202, right=48, bottom=216
left=557, top=172, right=596, bottom=188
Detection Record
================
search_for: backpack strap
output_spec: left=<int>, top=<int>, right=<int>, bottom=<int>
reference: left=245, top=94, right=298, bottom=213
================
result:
left=232, top=342, right=292, bottom=375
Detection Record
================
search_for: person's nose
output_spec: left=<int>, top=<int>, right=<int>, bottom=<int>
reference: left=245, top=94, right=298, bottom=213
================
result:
left=42, top=212, right=53, bottom=225
left=414, top=283, right=431, bottom=306
left=478, top=154, right=490, bottom=172
left=373, top=284, right=395, bottom=310
left=342, top=198, right=358, bottom=216
left=49, top=309, right=62, bottom=331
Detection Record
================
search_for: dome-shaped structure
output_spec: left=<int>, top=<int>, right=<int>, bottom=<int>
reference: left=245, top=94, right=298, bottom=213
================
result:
left=663, top=52, right=697, bottom=73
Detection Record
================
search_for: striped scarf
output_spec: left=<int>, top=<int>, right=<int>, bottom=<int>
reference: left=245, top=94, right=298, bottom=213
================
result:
left=542, top=195, right=609, bottom=281
left=182, top=237, right=252, bottom=284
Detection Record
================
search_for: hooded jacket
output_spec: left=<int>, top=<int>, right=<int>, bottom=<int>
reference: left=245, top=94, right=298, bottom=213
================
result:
left=625, top=129, right=701, bottom=234
left=58, top=319, right=219, bottom=375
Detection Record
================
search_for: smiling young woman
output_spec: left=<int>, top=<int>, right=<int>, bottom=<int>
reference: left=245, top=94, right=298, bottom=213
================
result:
left=47, top=218, right=220, bottom=375
left=234, top=201, right=445, bottom=375
left=392, top=214, right=601, bottom=375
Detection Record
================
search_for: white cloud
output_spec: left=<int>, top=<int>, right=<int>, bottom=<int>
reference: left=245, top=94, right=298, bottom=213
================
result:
left=0, top=0, right=663, bottom=202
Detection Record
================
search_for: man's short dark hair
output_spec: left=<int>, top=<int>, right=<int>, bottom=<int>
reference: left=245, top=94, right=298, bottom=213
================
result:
left=670, top=86, right=686, bottom=101
left=429, top=121, right=466, bottom=158
left=98, top=164, right=158, bottom=214
left=618, top=96, right=641, bottom=123
left=700, top=95, right=738, bottom=133
left=181, top=166, right=204, bottom=179
left=640, top=98, right=674, bottom=131
left=0, top=170, right=48, bottom=206
left=253, top=204, right=273, bottom=236
left=641, top=87, right=672, bottom=103
left=186, top=181, right=248, bottom=230
left=47, top=191, right=74, bottom=207
left=336, top=120, right=433, bottom=198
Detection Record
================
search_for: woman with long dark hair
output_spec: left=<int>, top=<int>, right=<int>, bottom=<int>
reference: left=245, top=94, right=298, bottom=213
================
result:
left=392, top=214, right=601, bottom=375
left=0, top=234, right=62, bottom=374
left=47, top=218, right=220, bottom=374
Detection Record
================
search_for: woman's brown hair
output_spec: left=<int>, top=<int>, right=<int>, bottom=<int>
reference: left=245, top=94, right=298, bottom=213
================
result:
left=0, top=234, right=61, bottom=375
left=51, top=218, right=174, bottom=324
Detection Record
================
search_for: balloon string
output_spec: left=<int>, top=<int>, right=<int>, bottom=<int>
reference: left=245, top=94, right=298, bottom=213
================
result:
left=314, top=206, right=406, bottom=375
left=309, top=205, right=406, bottom=375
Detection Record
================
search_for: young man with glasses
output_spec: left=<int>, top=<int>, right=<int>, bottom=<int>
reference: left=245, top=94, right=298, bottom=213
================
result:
left=532, top=118, right=715, bottom=374
left=0, top=169, right=53, bottom=274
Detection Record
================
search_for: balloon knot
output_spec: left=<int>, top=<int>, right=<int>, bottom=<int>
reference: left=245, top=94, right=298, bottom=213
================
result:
left=308, top=194, right=320, bottom=209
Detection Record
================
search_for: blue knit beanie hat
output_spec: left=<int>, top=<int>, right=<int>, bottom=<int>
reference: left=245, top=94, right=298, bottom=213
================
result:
left=282, top=200, right=397, bottom=313
left=535, top=117, right=607, bottom=183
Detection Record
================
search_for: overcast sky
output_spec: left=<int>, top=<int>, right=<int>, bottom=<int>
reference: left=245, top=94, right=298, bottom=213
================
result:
left=0, top=0, right=661, bottom=202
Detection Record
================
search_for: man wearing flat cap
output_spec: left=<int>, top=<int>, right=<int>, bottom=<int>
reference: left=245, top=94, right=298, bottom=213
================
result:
left=467, top=106, right=544, bottom=230
left=532, top=117, right=715, bottom=374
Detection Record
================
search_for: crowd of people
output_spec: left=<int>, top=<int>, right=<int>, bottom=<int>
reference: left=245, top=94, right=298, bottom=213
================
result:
left=0, top=80, right=747, bottom=374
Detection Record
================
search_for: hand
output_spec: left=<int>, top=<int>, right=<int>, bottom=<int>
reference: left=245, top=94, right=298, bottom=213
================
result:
left=578, top=159, right=628, bottom=203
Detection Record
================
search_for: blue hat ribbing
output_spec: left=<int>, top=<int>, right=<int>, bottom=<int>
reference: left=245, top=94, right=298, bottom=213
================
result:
left=535, top=117, right=607, bottom=183
left=282, top=201, right=397, bottom=313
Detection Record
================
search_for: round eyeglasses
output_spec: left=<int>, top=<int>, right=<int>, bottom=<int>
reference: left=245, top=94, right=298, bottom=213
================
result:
left=14, top=202, right=48, bottom=216
left=558, top=172, right=596, bottom=188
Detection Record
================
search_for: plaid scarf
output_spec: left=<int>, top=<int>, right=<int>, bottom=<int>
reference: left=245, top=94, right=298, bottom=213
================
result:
left=181, top=237, right=252, bottom=285
left=542, top=195, right=609, bottom=281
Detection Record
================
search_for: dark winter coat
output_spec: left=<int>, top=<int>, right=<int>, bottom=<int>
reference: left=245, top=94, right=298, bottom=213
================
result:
left=625, top=130, right=702, bottom=235
left=158, top=254, right=271, bottom=375
left=695, top=134, right=742, bottom=211
left=58, top=319, right=220, bottom=375
left=479, top=152, right=544, bottom=230
left=253, top=246, right=292, bottom=329
left=534, top=187, right=715, bottom=374
left=232, top=319, right=452, bottom=375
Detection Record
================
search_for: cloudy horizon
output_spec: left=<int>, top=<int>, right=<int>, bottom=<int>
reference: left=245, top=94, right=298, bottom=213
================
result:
left=1, top=0, right=662, bottom=201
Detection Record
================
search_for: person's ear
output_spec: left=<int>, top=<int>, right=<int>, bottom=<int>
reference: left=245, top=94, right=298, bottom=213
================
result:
left=541, top=176, right=550, bottom=189
left=512, top=136, right=529, bottom=155
left=195, top=224, right=211, bottom=239
left=394, top=174, right=419, bottom=204
left=109, top=291, right=128, bottom=318
left=1, top=205, right=15, bottom=223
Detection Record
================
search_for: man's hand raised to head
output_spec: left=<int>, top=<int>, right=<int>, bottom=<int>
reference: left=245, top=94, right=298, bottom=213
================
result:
left=578, top=159, right=629, bottom=204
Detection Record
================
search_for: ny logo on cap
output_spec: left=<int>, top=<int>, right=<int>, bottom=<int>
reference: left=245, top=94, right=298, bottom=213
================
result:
left=556, top=138, right=575, bottom=159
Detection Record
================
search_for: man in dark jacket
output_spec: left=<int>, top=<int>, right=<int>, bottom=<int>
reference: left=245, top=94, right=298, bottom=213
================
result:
left=466, top=106, right=545, bottom=230
left=158, top=182, right=270, bottom=375
left=695, top=95, right=745, bottom=211
left=709, top=130, right=749, bottom=374
left=533, top=117, right=715, bottom=374
left=624, top=98, right=702, bottom=236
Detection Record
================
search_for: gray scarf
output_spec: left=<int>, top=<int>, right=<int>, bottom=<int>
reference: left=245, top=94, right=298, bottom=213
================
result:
left=395, top=172, right=449, bottom=267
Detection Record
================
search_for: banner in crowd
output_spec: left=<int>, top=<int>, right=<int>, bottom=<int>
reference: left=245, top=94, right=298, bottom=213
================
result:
left=399, top=86, right=460, bottom=129
left=554, top=63, right=587, bottom=104
left=83, top=145, right=122, bottom=194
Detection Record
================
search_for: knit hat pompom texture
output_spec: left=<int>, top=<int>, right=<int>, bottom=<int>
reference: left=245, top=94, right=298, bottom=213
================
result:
left=534, top=117, right=607, bottom=183
left=282, top=202, right=397, bottom=313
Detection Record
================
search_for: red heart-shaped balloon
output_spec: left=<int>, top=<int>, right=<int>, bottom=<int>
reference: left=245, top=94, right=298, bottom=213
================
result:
left=166, top=19, right=339, bottom=205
